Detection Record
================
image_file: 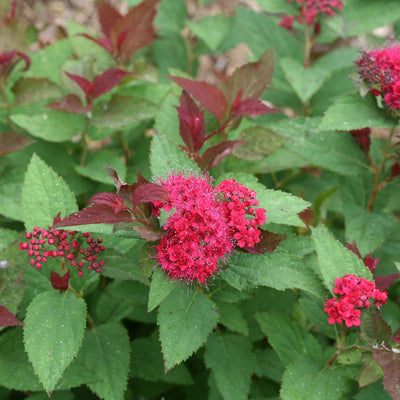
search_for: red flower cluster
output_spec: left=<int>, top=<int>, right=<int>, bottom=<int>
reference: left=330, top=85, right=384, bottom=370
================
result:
left=155, top=174, right=266, bottom=283
left=356, top=44, right=400, bottom=110
left=215, top=179, right=266, bottom=248
left=324, top=274, right=388, bottom=327
left=20, top=226, right=105, bottom=277
left=284, top=0, right=344, bottom=25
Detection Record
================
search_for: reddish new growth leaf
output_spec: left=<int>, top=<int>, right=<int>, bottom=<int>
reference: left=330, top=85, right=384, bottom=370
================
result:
left=81, top=0, right=161, bottom=63
left=373, top=349, right=400, bottom=400
left=0, top=305, right=23, bottom=327
left=48, top=69, right=130, bottom=113
left=349, top=128, right=371, bottom=154
left=50, top=270, right=70, bottom=293
left=0, top=50, right=30, bottom=80
left=0, top=131, right=35, bottom=156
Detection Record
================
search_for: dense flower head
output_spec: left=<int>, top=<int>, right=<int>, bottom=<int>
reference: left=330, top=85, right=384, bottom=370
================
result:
left=287, top=0, right=344, bottom=25
left=356, top=44, right=400, bottom=110
left=324, top=274, right=388, bottom=327
left=20, top=226, right=105, bottom=277
left=154, top=174, right=266, bottom=283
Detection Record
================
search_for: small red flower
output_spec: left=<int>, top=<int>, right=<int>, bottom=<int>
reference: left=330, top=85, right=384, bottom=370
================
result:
left=324, top=274, right=387, bottom=327
left=288, top=0, right=344, bottom=25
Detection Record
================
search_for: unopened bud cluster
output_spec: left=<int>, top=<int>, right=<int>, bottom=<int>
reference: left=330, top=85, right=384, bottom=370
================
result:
left=324, top=274, right=387, bottom=327
left=19, top=226, right=105, bottom=276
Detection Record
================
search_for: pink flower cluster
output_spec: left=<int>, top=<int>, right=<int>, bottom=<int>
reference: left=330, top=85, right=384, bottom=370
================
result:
left=324, top=274, right=388, bottom=327
left=286, top=0, right=344, bottom=25
left=155, top=174, right=266, bottom=283
left=356, top=45, right=400, bottom=110
left=20, top=226, right=105, bottom=277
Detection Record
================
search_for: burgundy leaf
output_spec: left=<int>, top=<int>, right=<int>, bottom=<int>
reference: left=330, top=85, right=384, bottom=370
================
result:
left=364, top=254, right=380, bottom=274
left=91, top=68, right=130, bottom=99
left=233, top=98, right=276, bottom=116
left=220, top=49, right=274, bottom=108
left=97, top=0, right=122, bottom=37
left=389, top=162, right=400, bottom=181
left=349, top=128, right=371, bottom=154
left=200, top=140, right=244, bottom=171
left=132, top=224, right=166, bottom=242
left=79, top=34, right=114, bottom=54
left=112, top=0, right=160, bottom=62
left=0, top=131, right=35, bottom=156
left=47, top=94, right=93, bottom=114
left=241, top=230, right=285, bottom=254
left=374, top=273, right=400, bottom=291
left=298, top=207, right=314, bottom=227
left=169, top=76, right=228, bottom=124
left=132, top=182, right=169, bottom=206
left=65, top=72, right=93, bottom=97
left=0, top=305, right=23, bottom=327
left=0, top=51, right=30, bottom=71
left=373, top=349, right=400, bottom=400
left=346, top=241, right=363, bottom=260
left=53, top=204, right=133, bottom=228
left=89, top=192, right=128, bottom=214
left=50, top=270, right=70, bottom=293
left=105, top=167, right=125, bottom=191
left=177, top=91, right=205, bottom=152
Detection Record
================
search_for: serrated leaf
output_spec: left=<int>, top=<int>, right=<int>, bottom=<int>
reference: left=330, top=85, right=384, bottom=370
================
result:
left=280, top=356, right=349, bottom=400
left=311, top=224, right=373, bottom=293
left=78, top=323, right=130, bottom=400
left=11, top=112, right=85, bottom=143
left=256, top=312, right=322, bottom=366
left=0, top=327, right=43, bottom=391
left=22, top=154, right=78, bottom=231
left=148, top=268, right=176, bottom=312
left=158, top=288, right=219, bottom=369
left=204, top=333, right=255, bottom=400
left=319, top=93, right=398, bottom=131
left=130, top=337, right=193, bottom=384
left=223, top=250, right=325, bottom=298
left=23, top=290, right=87, bottom=392
left=213, top=301, right=248, bottom=336
left=150, top=133, right=200, bottom=179
left=91, top=94, right=156, bottom=129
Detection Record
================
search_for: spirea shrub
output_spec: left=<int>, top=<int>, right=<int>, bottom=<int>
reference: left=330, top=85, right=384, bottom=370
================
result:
left=1, top=1, right=400, bottom=400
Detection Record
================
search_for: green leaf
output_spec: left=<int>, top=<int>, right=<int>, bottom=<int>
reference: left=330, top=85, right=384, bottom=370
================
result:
left=254, top=348, right=285, bottom=382
left=0, top=327, right=43, bottom=391
left=254, top=0, right=296, bottom=13
left=268, top=117, right=370, bottom=176
left=360, top=307, right=392, bottom=345
left=22, top=154, right=78, bottom=231
left=0, top=234, right=26, bottom=316
left=150, top=133, right=200, bottom=179
left=233, top=126, right=287, bottom=161
left=280, top=58, right=331, bottom=102
left=280, top=356, right=350, bottom=400
left=130, top=337, right=193, bottom=384
left=204, top=333, right=255, bottom=400
left=256, top=313, right=322, bottom=366
left=0, top=166, right=25, bottom=221
left=158, top=288, right=219, bottom=369
left=12, top=77, right=62, bottom=105
left=311, top=224, right=373, bottom=293
left=78, top=323, right=130, bottom=400
left=156, top=0, right=187, bottom=33
left=100, top=248, right=148, bottom=285
left=91, top=95, right=157, bottom=130
left=223, top=249, right=325, bottom=298
left=213, top=300, right=249, bottom=336
left=148, top=268, right=176, bottom=312
left=319, top=93, right=398, bottom=131
left=11, top=111, right=85, bottom=143
left=23, top=290, right=87, bottom=392
left=359, top=353, right=384, bottom=388
left=187, top=15, right=234, bottom=52
left=75, top=150, right=126, bottom=183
